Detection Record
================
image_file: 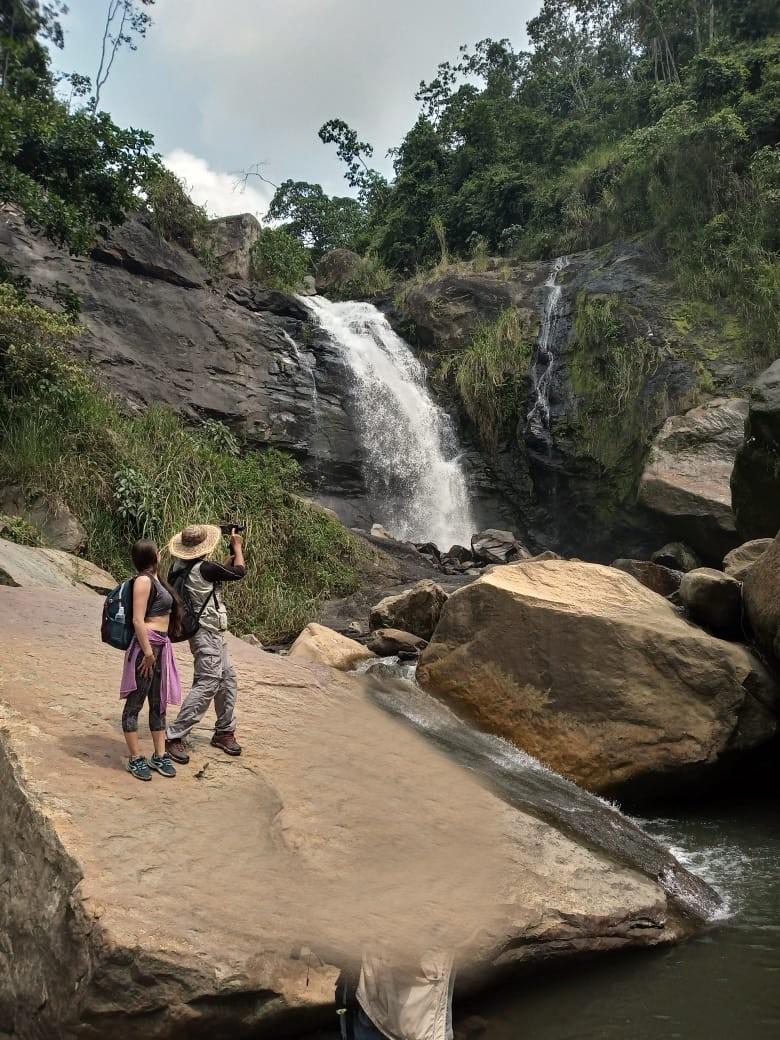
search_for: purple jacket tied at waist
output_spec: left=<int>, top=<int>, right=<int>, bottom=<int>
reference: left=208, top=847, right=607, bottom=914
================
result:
left=120, top=629, right=182, bottom=713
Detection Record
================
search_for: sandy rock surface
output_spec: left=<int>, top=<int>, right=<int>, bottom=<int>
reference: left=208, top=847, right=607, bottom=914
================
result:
left=0, top=587, right=705, bottom=1039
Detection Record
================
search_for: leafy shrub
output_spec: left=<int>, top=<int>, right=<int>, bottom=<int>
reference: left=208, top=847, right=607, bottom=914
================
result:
left=250, top=227, right=311, bottom=291
left=143, top=167, right=212, bottom=254
left=438, top=308, right=535, bottom=446
left=0, top=514, right=42, bottom=546
left=0, top=286, right=363, bottom=640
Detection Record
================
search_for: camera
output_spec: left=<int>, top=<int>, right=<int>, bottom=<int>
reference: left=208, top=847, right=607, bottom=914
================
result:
left=219, top=522, right=246, bottom=536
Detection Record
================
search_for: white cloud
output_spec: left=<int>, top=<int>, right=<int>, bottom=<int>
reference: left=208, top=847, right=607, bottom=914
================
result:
left=163, top=148, right=273, bottom=220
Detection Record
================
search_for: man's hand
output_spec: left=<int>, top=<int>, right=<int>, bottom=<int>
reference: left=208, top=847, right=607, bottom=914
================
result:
left=230, top=530, right=243, bottom=551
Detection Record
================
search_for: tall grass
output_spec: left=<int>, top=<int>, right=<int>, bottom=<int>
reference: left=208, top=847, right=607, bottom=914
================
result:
left=438, top=308, right=535, bottom=447
left=0, top=285, right=363, bottom=640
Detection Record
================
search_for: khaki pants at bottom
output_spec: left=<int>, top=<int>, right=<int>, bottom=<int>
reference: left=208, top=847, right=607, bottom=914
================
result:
left=166, top=627, right=238, bottom=740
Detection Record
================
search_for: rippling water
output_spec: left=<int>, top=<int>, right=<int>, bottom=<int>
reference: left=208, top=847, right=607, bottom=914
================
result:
left=462, top=799, right=780, bottom=1039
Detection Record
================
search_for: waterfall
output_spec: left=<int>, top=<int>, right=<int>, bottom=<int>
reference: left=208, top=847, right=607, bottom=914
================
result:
left=302, top=296, right=476, bottom=548
left=527, top=256, right=570, bottom=442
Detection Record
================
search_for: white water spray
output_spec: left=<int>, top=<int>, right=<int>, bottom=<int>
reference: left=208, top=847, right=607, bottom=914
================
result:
left=302, top=296, right=476, bottom=548
left=527, top=256, right=570, bottom=441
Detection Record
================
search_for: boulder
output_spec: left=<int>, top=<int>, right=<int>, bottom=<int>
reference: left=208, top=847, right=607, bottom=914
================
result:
left=207, top=212, right=262, bottom=280
left=417, top=559, right=778, bottom=795
left=723, top=539, right=773, bottom=582
left=731, top=359, right=780, bottom=539
left=679, top=568, right=743, bottom=637
left=371, top=523, right=396, bottom=540
left=92, top=216, right=207, bottom=288
left=612, top=558, right=683, bottom=597
left=638, top=398, right=748, bottom=560
left=315, top=249, right=363, bottom=295
left=0, top=485, right=86, bottom=552
left=743, top=531, right=780, bottom=661
left=370, top=580, right=448, bottom=641
left=0, top=537, right=115, bottom=594
left=447, top=544, right=474, bottom=566
left=471, top=529, right=530, bottom=565
left=651, top=541, right=702, bottom=573
left=366, top=628, right=428, bottom=657
left=0, top=587, right=717, bottom=1037
left=288, top=623, right=376, bottom=670
left=0, top=210, right=366, bottom=519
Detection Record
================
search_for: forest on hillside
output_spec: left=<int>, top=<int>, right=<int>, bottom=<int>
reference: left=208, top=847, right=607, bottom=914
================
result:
left=269, top=0, right=779, bottom=351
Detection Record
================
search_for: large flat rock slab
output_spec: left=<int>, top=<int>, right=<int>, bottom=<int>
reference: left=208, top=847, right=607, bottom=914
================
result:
left=1, top=588, right=711, bottom=1039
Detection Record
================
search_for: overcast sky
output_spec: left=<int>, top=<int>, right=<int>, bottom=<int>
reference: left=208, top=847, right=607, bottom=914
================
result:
left=61, top=1, right=540, bottom=218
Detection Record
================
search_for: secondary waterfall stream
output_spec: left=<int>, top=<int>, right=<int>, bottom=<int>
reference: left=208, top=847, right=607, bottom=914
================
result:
left=303, top=296, right=476, bottom=548
left=527, top=256, right=570, bottom=445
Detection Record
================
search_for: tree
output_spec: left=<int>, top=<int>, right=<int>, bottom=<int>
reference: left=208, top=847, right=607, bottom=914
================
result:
left=318, top=117, right=390, bottom=215
left=267, top=179, right=366, bottom=257
left=0, top=0, right=66, bottom=97
left=249, top=227, right=310, bottom=291
left=92, top=0, right=154, bottom=112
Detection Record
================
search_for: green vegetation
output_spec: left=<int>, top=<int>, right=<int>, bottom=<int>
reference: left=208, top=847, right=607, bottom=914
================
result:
left=250, top=227, right=311, bottom=292
left=438, top=308, right=535, bottom=446
left=295, top=2, right=778, bottom=352
left=0, top=2, right=161, bottom=253
left=567, top=293, right=666, bottom=471
left=328, top=253, right=394, bottom=300
left=0, top=513, right=42, bottom=546
left=0, top=286, right=363, bottom=640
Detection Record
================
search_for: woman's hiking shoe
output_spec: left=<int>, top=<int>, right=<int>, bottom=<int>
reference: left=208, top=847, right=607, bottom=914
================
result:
left=165, top=738, right=190, bottom=764
left=150, top=753, right=177, bottom=778
left=211, top=731, right=242, bottom=756
left=127, top=756, right=152, bottom=781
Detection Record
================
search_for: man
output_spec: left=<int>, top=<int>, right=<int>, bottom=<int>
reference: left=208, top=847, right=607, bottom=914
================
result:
left=338, top=948, right=455, bottom=1040
left=165, top=524, right=245, bottom=763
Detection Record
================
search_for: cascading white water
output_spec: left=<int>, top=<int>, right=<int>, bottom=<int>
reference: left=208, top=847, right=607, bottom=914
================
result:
left=527, top=256, right=570, bottom=441
left=302, top=296, right=476, bottom=548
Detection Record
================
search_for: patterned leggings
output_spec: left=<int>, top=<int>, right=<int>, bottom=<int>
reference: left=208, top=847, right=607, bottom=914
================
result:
left=121, top=644, right=166, bottom=733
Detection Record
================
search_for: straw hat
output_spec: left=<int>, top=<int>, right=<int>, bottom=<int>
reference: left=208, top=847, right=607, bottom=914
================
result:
left=168, top=524, right=222, bottom=560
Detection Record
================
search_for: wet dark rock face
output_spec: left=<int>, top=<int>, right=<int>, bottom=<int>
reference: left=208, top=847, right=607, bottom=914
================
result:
left=0, top=210, right=370, bottom=519
left=392, top=240, right=763, bottom=561
left=731, top=359, right=780, bottom=540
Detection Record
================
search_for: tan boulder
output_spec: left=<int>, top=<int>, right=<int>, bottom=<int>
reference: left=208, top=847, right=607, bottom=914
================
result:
left=417, top=559, right=778, bottom=795
left=1, top=587, right=723, bottom=1039
left=0, top=587, right=721, bottom=1037
left=366, top=628, right=428, bottom=657
left=723, top=538, right=773, bottom=582
left=743, top=531, right=780, bottom=661
left=369, top=579, right=448, bottom=640
left=639, top=398, right=748, bottom=559
left=0, top=537, right=115, bottom=594
left=288, top=622, right=376, bottom=670
left=207, top=212, right=261, bottom=280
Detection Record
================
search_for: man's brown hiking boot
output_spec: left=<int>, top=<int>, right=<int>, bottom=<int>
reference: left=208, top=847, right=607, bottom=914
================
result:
left=165, top=738, right=190, bottom=764
left=211, top=731, right=242, bottom=756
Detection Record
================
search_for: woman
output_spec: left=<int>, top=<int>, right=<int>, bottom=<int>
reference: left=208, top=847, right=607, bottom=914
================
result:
left=119, top=540, right=182, bottom=781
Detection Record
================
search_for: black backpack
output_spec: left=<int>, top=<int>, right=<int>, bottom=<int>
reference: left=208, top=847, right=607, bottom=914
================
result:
left=101, top=577, right=157, bottom=650
left=168, top=561, right=215, bottom=642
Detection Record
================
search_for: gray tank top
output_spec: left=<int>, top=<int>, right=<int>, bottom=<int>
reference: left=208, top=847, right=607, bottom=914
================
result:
left=146, top=576, right=173, bottom=618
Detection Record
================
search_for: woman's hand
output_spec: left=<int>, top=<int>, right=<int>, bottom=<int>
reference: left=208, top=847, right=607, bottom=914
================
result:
left=140, top=651, right=156, bottom=679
